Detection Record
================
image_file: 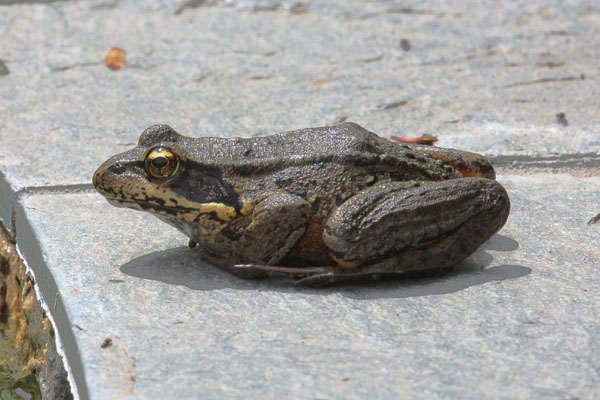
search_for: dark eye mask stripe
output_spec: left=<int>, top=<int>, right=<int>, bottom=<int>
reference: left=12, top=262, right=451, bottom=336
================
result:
left=173, top=160, right=241, bottom=210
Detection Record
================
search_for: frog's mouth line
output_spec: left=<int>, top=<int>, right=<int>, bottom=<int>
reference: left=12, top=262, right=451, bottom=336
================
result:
left=105, top=198, right=198, bottom=215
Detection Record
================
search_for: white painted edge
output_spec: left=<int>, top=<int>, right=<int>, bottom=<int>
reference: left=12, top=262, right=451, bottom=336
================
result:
left=16, top=243, right=80, bottom=400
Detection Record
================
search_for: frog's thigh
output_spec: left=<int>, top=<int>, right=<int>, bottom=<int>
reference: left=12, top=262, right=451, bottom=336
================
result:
left=323, top=178, right=510, bottom=269
left=239, top=192, right=311, bottom=265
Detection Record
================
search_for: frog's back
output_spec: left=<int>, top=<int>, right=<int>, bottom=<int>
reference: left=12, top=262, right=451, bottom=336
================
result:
left=243, top=122, right=458, bottom=180
left=183, top=123, right=393, bottom=160
left=268, top=122, right=392, bottom=157
left=181, top=122, right=459, bottom=181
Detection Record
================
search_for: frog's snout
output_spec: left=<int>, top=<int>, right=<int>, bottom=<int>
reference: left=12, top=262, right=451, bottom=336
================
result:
left=93, top=158, right=122, bottom=195
left=92, top=158, right=127, bottom=189
left=92, top=161, right=108, bottom=191
left=92, top=164, right=104, bottom=190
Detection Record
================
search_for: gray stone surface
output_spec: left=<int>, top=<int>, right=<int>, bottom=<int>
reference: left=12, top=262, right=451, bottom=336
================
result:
left=1, top=0, right=599, bottom=399
left=18, top=174, right=600, bottom=399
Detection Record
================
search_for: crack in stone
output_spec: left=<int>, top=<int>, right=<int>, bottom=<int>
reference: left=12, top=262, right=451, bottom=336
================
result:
left=386, top=7, right=442, bottom=16
left=503, top=75, right=584, bottom=88
left=379, top=99, right=409, bottom=110
left=49, top=62, right=98, bottom=72
left=492, top=153, right=600, bottom=176
left=0, top=0, right=61, bottom=4
left=16, top=184, right=96, bottom=198
left=490, top=152, right=600, bottom=167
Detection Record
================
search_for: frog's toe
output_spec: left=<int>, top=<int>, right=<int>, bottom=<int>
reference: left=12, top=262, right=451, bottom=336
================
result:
left=294, top=273, right=336, bottom=287
left=230, top=264, right=269, bottom=279
left=232, top=264, right=330, bottom=280
left=294, top=270, right=385, bottom=287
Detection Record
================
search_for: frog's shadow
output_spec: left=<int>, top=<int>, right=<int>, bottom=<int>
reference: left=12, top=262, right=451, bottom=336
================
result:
left=120, top=234, right=530, bottom=299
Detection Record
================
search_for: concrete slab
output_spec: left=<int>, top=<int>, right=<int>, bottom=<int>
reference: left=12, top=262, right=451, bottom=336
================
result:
left=15, top=173, right=600, bottom=399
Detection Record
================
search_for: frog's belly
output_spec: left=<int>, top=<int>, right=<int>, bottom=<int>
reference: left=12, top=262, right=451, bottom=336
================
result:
left=285, top=215, right=333, bottom=265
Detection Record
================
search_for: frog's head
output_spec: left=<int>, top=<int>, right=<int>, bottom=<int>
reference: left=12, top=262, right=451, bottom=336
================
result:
left=93, top=124, right=241, bottom=229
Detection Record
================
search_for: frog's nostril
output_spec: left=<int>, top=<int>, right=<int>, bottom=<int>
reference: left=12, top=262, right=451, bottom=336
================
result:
left=110, top=162, right=126, bottom=175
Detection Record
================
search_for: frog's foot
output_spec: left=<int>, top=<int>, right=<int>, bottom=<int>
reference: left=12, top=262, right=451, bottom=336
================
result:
left=232, top=264, right=389, bottom=287
left=232, top=264, right=334, bottom=282
left=293, top=266, right=385, bottom=287
left=293, top=251, right=461, bottom=287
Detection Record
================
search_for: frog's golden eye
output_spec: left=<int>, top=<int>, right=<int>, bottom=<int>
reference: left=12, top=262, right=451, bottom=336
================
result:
left=145, top=147, right=180, bottom=179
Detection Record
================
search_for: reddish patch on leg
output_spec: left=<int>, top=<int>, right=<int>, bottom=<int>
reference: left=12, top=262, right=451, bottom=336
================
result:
left=288, top=216, right=331, bottom=263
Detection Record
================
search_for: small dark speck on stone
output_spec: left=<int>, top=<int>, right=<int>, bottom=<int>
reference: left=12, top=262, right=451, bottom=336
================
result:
left=0, top=59, right=9, bottom=76
left=380, top=100, right=408, bottom=110
left=549, top=30, right=571, bottom=36
left=247, top=75, right=274, bottom=80
left=555, top=112, right=568, bottom=126
left=400, top=39, right=411, bottom=51
left=359, top=55, right=384, bottom=63
left=101, top=338, right=113, bottom=348
left=194, top=73, right=210, bottom=83
left=537, top=61, right=565, bottom=68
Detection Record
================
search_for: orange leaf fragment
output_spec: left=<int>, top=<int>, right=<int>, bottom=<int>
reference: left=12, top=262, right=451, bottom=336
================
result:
left=391, top=133, right=439, bottom=146
left=105, top=47, right=127, bottom=70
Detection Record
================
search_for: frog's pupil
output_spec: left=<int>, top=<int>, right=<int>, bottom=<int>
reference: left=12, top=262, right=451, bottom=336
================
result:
left=152, top=157, right=168, bottom=168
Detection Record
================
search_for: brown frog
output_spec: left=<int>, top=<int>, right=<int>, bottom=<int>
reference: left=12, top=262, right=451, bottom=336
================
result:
left=93, top=122, right=510, bottom=286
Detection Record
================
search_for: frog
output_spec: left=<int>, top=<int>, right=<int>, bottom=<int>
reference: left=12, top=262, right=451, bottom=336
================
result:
left=93, top=122, right=510, bottom=286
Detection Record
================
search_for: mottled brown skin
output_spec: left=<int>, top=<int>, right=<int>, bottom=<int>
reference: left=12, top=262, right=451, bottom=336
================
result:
left=93, top=122, right=510, bottom=286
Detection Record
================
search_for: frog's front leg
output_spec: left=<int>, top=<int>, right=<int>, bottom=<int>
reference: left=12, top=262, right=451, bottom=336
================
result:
left=229, top=192, right=311, bottom=278
left=314, top=178, right=510, bottom=282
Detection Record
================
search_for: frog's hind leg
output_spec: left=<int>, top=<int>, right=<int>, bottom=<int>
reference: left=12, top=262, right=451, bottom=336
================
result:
left=313, top=178, right=510, bottom=286
left=296, top=215, right=494, bottom=287
left=234, top=179, right=510, bottom=287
